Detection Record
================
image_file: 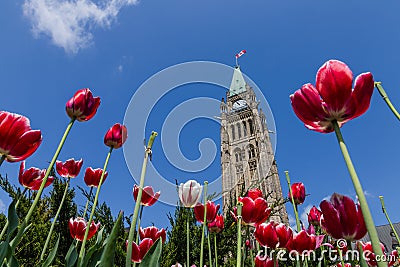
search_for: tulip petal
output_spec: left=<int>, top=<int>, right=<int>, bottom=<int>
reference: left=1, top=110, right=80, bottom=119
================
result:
left=316, top=60, right=353, bottom=112
left=350, top=72, right=374, bottom=119
left=320, top=200, right=343, bottom=239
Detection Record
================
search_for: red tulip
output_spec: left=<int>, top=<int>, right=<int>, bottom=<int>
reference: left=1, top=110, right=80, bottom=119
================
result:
left=133, top=185, right=160, bottom=207
left=233, top=196, right=271, bottom=226
left=288, top=182, right=306, bottom=205
left=19, top=161, right=54, bottom=190
left=208, top=214, right=224, bottom=233
left=139, top=226, right=166, bottom=243
left=126, top=238, right=154, bottom=263
left=358, top=241, right=385, bottom=267
left=320, top=193, right=367, bottom=241
left=84, top=167, right=108, bottom=187
left=104, top=123, right=128, bottom=149
left=69, top=217, right=100, bottom=241
left=255, top=254, right=277, bottom=267
left=255, top=221, right=292, bottom=249
left=0, top=111, right=42, bottom=162
left=290, top=60, right=374, bottom=133
left=66, top=88, right=100, bottom=122
left=336, top=263, right=353, bottom=267
left=194, top=201, right=220, bottom=224
left=308, top=206, right=322, bottom=226
left=247, top=188, right=263, bottom=200
left=56, top=158, right=83, bottom=178
left=286, top=229, right=319, bottom=253
left=388, top=250, right=398, bottom=267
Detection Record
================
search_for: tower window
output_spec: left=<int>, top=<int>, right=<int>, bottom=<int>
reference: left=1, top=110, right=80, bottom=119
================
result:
left=231, top=125, right=235, bottom=140
left=237, top=123, right=241, bottom=139
left=243, top=121, right=247, bottom=136
left=248, top=119, right=254, bottom=135
left=249, top=144, right=256, bottom=158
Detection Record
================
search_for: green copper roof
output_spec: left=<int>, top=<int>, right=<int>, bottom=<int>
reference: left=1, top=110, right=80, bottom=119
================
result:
left=229, top=66, right=247, bottom=96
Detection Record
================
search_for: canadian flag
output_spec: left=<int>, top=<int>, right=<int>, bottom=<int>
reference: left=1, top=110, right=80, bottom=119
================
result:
left=235, top=50, right=247, bottom=58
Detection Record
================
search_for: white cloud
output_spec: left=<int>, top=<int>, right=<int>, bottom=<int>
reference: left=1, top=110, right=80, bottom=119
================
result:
left=299, top=204, right=312, bottom=226
left=22, top=0, right=139, bottom=54
left=118, top=64, right=123, bottom=72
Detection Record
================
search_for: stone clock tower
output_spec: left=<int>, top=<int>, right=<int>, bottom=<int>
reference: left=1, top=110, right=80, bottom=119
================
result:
left=220, top=66, right=289, bottom=224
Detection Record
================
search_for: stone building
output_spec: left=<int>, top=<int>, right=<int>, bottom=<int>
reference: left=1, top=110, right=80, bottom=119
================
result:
left=220, top=65, right=289, bottom=224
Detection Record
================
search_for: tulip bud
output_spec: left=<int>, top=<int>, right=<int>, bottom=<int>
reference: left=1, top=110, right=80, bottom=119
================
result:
left=194, top=201, right=220, bottom=224
left=308, top=206, right=322, bottom=226
left=320, top=193, right=367, bottom=241
left=19, top=161, right=54, bottom=190
left=104, top=123, right=128, bottom=149
left=69, top=217, right=100, bottom=241
left=139, top=226, right=166, bottom=243
left=178, top=180, right=202, bottom=208
left=66, top=88, right=100, bottom=122
left=84, top=167, right=108, bottom=187
left=208, top=214, right=224, bottom=233
left=56, top=158, right=83, bottom=179
left=288, top=182, right=306, bottom=205
left=133, top=185, right=160, bottom=207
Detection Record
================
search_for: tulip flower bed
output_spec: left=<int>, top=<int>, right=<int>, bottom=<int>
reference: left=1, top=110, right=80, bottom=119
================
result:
left=0, top=59, right=399, bottom=267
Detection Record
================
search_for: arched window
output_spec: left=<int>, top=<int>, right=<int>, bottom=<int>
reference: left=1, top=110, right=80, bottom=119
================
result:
left=234, top=148, right=242, bottom=162
left=237, top=123, right=241, bottom=139
left=248, top=144, right=256, bottom=158
left=243, top=121, right=247, bottom=136
left=248, top=119, right=254, bottom=135
left=231, top=125, right=235, bottom=140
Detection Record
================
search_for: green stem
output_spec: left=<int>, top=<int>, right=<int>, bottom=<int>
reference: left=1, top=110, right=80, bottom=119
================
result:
left=0, top=188, right=28, bottom=241
left=200, top=181, right=208, bottom=267
left=207, top=230, right=212, bottom=267
left=285, top=171, right=301, bottom=232
left=375, top=82, right=400, bottom=121
left=10, top=118, right=75, bottom=250
left=78, top=146, right=113, bottom=266
left=40, top=178, right=70, bottom=262
left=332, top=120, right=386, bottom=267
left=82, top=187, right=93, bottom=220
left=214, top=233, right=218, bottom=267
left=0, top=155, right=5, bottom=167
left=379, top=195, right=400, bottom=253
left=236, top=202, right=243, bottom=267
left=135, top=206, right=144, bottom=244
left=126, top=131, right=158, bottom=267
left=339, top=248, right=346, bottom=267
left=187, top=209, right=190, bottom=267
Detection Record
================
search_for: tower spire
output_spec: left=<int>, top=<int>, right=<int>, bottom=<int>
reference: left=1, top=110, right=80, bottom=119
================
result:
left=229, top=66, right=247, bottom=96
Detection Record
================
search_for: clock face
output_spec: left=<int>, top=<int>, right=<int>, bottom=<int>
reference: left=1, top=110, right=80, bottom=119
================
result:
left=232, top=99, right=247, bottom=110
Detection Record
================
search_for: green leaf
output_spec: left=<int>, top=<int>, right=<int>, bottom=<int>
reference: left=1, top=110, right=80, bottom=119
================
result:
left=0, top=241, right=12, bottom=266
left=81, top=227, right=106, bottom=267
left=139, top=238, right=162, bottom=267
left=41, top=234, right=59, bottom=267
left=65, top=242, right=78, bottom=267
left=7, top=254, right=19, bottom=267
left=6, top=201, right=18, bottom=240
left=98, top=211, right=123, bottom=267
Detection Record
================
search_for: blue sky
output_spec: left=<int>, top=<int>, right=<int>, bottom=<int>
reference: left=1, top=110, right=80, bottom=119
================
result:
left=1, top=0, right=400, bottom=233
